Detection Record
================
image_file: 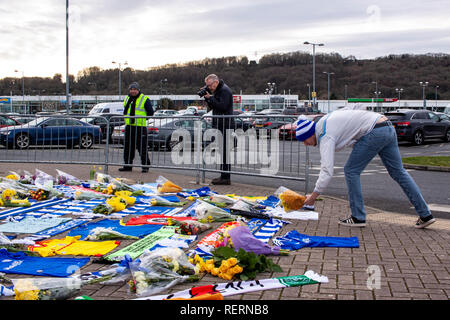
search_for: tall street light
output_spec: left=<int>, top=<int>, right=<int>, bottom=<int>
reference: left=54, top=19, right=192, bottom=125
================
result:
left=267, top=82, right=276, bottom=109
left=14, top=70, right=25, bottom=112
left=112, top=61, right=128, bottom=98
left=419, top=81, right=428, bottom=108
left=323, top=72, right=334, bottom=113
left=307, top=83, right=311, bottom=107
left=304, top=41, right=324, bottom=110
left=395, top=88, right=403, bottom=108
left=434, top=85, right=439, bottom=110
left=66, top=0, right=71, bottom=114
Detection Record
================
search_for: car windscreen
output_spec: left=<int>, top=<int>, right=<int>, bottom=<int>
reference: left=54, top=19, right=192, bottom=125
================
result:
left=23, top=117, right=48, bottom=127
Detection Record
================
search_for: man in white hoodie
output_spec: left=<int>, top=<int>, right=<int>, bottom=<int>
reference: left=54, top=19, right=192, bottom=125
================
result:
left=296, top=107, right=435, bottom=229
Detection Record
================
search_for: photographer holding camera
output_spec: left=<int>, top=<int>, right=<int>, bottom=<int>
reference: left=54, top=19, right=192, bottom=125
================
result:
left=200, top=74, right=234, bottom=185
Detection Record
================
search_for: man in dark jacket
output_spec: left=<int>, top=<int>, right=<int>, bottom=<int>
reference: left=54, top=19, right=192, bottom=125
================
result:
left=119, top=82, right=154, bottom=173
left=203, top=74, right=234, bottom=185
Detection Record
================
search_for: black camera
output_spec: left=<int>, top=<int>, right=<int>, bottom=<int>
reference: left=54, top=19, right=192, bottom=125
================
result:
left=197, top=85, right=210, bottom=97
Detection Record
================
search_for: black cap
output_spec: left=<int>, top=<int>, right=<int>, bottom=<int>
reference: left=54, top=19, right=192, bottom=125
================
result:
left=128, top=82, right=140, bottom=90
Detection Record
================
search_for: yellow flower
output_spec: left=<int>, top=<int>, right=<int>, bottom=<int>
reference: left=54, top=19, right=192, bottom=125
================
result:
left=6, top=174, right=18, bottom=180
left=14, top=280, right=40, bottom=300
left=211, top=268, right=220, bottom=276
left=188, top=196, right=196, bottom=201
left=227, top=257, right=238, bottom=267
left=231, top=265, right=243, bottom=274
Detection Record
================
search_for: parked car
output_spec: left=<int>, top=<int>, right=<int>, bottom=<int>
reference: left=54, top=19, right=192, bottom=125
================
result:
left=384, top=110, right=450, bottom=145
left=88, top=102, right=124, bottom=115
left=111, top=118, right=176, bottom=146
left=154, top=109, right=179, bottom=117
left=80, top=114, right=124, bottom=142
left=0, top=117, right=101, bottom=149
left=0, top=114, right=21, bottom=127
left=147, top=118, right=213, bottom=151
left=278, top=114, right=325, bottom=140
left=434, top=112, right=450, bottom=122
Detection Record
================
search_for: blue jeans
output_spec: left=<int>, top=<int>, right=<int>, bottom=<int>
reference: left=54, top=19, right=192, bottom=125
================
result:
left=344, top=125, right=431, bottom=222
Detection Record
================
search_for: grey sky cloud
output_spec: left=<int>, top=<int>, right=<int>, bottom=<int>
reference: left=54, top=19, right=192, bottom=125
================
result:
left=0, top=0, right=449, bottom=78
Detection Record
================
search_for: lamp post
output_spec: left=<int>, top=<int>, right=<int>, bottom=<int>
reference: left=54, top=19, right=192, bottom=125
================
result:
left=304, top=41, right=324, bottom=110
left=14, top=70, right=25, bottom=113
left=434, top=85, right=439, bottom=111
left=88, top=82, right=98, bottom=104
left=66, top=0, right=71, bottom=114
left=267, top=82, right=276, bottom=109
left=395, top=88, right=403, bottom=108
left=112, top=61, right=128, bottom=99
left=419, top=81, right=428, bottom=109
left=307, top=83, right=311, bottom=107
left=322, top=72, right=334, bottom=113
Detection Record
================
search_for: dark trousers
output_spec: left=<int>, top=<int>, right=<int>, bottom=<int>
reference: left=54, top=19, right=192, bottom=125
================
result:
left=218, top=122, right=231, bottom=180
left=123, top=125, right=150, bottom=168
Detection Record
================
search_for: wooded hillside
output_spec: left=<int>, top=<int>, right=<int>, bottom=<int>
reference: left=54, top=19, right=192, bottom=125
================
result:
left=1, top=51, right=449, bottom=100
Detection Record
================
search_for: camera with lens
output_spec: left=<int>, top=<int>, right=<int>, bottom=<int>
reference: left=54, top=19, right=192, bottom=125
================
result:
left=197, top=85, right=210, bottom=98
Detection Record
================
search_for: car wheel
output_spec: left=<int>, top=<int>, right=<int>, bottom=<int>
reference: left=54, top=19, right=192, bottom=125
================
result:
left=15, top=133, right=30, bottom=149
left=412, top=130, right=424, bottom=146
left=79, top=134, right=93, bottom=149
left=443, top=129, right=450, bottom=142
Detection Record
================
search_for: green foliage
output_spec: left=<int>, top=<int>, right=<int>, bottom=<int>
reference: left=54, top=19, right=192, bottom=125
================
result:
left=211, top=247, right=283, bottom=281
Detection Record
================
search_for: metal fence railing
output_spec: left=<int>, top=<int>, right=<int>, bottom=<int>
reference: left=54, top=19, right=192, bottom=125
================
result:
left=0, top=113, right=312, bottom=193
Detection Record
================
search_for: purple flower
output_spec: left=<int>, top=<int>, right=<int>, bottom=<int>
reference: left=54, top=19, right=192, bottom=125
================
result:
left=227, top=226, right=280, bottom=255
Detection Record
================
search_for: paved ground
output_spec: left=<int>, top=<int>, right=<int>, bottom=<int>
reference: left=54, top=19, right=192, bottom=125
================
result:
left=0, top=163, right=449, bottom=300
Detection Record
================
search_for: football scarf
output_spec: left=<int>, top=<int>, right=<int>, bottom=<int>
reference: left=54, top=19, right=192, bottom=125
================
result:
left=135, top=271, right=328, bottom=300
left=104, top=226, right=176, bottom=262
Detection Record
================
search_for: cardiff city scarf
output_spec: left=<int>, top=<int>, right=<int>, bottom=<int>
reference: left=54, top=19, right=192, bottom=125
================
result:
left=0, top=198, right=71, bottom=220
left=135, top=271, right=328, bottom=300
left=177, top=186, right=215, bottom=198
left=125, top=215, right=196, bottom=226
left=23, top=218, right=91, bottom=242
left=0, top=216, right=72, bottom=234
left=104, top=226, right=176, bottom=262
left=249, top=218, right=289, bottom=244
left=273, top=230, right=359, bottom=250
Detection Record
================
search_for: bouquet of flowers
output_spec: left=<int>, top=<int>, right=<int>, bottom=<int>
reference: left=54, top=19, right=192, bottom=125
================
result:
left=73, top=190, right=110, bottom=201
left=55, top=169, right=82, bottom=185
left=169, top=219, right=212, bottom=235
left=149, top=195, right=186, bottom=207
left=194, top=200, right=235, bottom=223
left=96, top=173, right=134, bottom=192
left=0, top=189, right=30, bottom=207
left=128, top=248, right=199, bottom=296
left=12, top=277, right=82, bottom=300
left=274, top=186, right=306, bottom=212
left=156, top=176, right=183, bottom=194
left=195, top=246, right=282, bottom=281
left=85, top=227, right=139, bottom=241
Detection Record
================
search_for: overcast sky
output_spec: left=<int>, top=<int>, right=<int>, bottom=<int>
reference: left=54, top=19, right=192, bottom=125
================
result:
left=1, top=0, right=449, bottom=79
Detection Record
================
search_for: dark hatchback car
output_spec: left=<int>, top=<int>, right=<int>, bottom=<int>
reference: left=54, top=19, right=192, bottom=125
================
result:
left=80, top=114, right=124, bottom=143
left=385, top=110, right=450, bottom=145
left=147, top=118, right=213, bottom=151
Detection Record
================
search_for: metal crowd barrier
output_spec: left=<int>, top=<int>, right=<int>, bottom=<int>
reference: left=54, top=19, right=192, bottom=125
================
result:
left=0, top=113, right=311, bottom=193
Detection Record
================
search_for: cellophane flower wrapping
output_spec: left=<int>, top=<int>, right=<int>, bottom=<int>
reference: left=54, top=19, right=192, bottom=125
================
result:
left=128, top=247, right=198, bottom=296
left=55, top=169, right=82, bottom=185
left=12, top=277, right=82, bottom=300
left=194, top=200, right=235, bottom=222
left=274, top=186, right=306, bottom=212
left=227, top=226, right=281, bottom=255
